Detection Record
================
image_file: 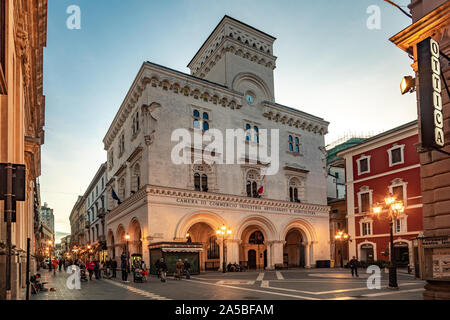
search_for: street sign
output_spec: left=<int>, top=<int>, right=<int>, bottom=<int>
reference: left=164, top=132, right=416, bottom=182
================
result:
left=417, top=37, right=445, bottom=149
left=0, top=163, right=26, bottom=201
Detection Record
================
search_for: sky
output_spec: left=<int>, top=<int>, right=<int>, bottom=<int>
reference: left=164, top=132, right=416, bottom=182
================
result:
left=40, top=0, right=417, bottom=241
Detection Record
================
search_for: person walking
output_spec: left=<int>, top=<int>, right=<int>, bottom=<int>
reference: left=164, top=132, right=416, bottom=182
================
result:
left=121, top=259, right=129, bottom=282
left=159, top=258, right=168, bottom=283
left=51, top=258, right=58, bottom=276
left=183, top=259, right=191, bottom=279
left=349, top=256, right=359, bottom=278
left=175, top=259, right=184, bottom=280
left=111, top=259, right=117, bottom=278
left=86, top=259, right=95, bottom=280
left=59, top=259, right=63, bottom=272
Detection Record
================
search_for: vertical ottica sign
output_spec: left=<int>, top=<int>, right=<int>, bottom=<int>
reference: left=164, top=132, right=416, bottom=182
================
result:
left=417, top=37, right=444, bottom=149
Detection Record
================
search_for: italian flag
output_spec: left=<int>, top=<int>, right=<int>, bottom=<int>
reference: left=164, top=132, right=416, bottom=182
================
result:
left=258, top=182, right=264, bottom=195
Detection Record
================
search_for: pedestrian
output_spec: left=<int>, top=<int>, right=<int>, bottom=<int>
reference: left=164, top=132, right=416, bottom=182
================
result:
left=111, top=259, right=117, bottom=278
left=51, top=258, right=58, bottom=276
left=175, top=259, right=184, bottom=280
left=98, top=260, right=103, bottom=279
left=94, top=260, right=100, bottom=279
left=105, top=259, right=111, bottom=278
left=59, top=259, right=63, bottom=272
left=159, top=258, right=168, bottom=283
left=155, top=260, right=161, bottom=279
left=121, top=259, right=129, bottom=282
left=349, top=256, right=359, bottom=278
left=183, top=259, right=191, bottom=279
left=86, top=259, right=95, bottom=280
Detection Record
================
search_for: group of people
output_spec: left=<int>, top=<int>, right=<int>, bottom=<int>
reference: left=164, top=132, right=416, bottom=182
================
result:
left=154, top=258, right=191, bottom=282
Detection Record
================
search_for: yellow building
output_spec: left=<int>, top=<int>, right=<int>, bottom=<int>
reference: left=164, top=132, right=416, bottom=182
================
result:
left=0, top=0, right=47, bottom=300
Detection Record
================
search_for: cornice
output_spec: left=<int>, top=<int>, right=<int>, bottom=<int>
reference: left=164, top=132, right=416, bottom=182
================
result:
left=106, top=184, right=330, bottom=223
left=389, top=1, right=450, bottom=53
left=262, top=102, right=329, bottom=135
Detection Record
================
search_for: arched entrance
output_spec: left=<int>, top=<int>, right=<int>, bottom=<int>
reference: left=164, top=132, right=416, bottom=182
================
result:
left=129, top=219, right=143, bottom=256
left=107, top=230, right=115, bottom=259
left=116, top=225, right=126, bottom=257
left=360, top=243, right=375, bottom=263
left=283, top=229, right=305, bottom=268
left=186, top=222, right=219, bottom=271
left=240, top=227, right=267, bottom=270
left=393, top=241, right=409, bottom=267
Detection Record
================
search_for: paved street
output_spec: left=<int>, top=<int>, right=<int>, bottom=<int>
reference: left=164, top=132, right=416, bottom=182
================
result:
left=31, top=268, right=425, bottom=300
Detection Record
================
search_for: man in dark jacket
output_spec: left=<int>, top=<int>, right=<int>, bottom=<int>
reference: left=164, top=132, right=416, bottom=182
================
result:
left=184, top=259, right=191, bottom=279
left=349, top=256, right=359, bottom=277
left=159, top=258, right=168, bottom=283
left=111, top=259, right=117, bottom=278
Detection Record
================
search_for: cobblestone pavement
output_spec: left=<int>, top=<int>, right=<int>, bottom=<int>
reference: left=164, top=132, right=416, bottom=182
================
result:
left=31, top=267, right=425, bottom=300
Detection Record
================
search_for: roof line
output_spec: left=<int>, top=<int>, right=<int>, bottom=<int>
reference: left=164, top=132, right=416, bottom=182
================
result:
left=187, top=15, right=276, bottom=68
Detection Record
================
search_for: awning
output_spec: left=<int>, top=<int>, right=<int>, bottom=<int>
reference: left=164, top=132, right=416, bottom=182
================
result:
left=162, top=247, right=203, bottom=253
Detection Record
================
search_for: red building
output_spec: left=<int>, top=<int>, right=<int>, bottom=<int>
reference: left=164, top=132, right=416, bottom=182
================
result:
left=338, top=121, right=422, bottom=267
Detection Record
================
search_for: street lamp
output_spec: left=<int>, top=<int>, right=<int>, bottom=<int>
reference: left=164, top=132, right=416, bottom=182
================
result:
left=372, top=194, right=405, bottom=289
left=334, top=231, right=350, bottom=268
left=216, top=225, right=232, bottom=273
left=124, top=234, right=131, bottom=260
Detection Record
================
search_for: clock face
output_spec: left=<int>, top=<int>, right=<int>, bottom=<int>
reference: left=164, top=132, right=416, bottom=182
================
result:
left=246, top=94, right=254, bottom=104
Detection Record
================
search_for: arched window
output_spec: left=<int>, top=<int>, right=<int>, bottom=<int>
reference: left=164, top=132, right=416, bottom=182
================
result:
left=194, top=173, right=201, bottom=191
left=203, top=121, right=209, bottom=131
left=207, top=236, right=220, bottom=259
left=132, top=164, right=141, bottom=193
left=203, top=112, right=209, bottom=120
left=201, top=174, right=208, bottom=192
left=253, top=126, right=259, bottom=143
left=246, top=170, right=261, bottom=198
left=245, top=124, right=251, bottom=141
left=249, top=231, right=264, bottom=244
left=193, top=109, right=200, bottom=118
left=289, top=178, right=302, bottom=203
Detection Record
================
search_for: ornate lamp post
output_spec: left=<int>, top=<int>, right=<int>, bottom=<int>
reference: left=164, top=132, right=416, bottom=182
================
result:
left=216, top=225, right=232, bottom=273
left=124, top=234, right=131, bottom=261
left=372, top=194, right=405, bottom=289
left=334, top=231, right=349, bottom=268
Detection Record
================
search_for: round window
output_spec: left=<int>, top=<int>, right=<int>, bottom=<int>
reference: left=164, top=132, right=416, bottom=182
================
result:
left=245, top=93, right=255, bottom=104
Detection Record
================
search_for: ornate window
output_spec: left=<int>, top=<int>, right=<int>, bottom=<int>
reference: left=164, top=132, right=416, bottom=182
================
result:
left=193, top=164, right=209, bottom=192
left=192, top=108, right=210, bottom=131
left=388, top=144, right=405, bottom=167
left=249, top=231, right=264, bottom=244
left=288, top=177, right=304, bottom=202
left=131, top=163, right=141, bottom=193
left=357, top=155, right=371, bottom=175
left=360, top=218, right=373, bottom=236
left=246, top=170, right=261, bottom=198
left=389, top=178, right=408, bottom=206
left=108, top=149, right=114, bottom=169
left=119, top=133, right=125, bottom=156
left=288, top=135, right=301, bottom=153
left=207, top=236, right=219, bottom=259
left=132, top=111, right=139, bottom=136
left=245, top=123, right=259, bottom=143
left=119, top=177, right=126, bottom=200
left=358, top=186, right=373, bottom=214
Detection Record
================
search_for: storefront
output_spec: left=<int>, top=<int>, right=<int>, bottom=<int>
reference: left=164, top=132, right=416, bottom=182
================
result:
left=149, top=242, right=202, bottom=275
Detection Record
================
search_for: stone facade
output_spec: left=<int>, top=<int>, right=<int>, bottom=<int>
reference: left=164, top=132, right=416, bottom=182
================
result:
left=104, top=16, right=330, bottom=271
left=0, top=0, right=47, bottom=300
left=390, top=0, right=450, bottom=299
left=84, top=162, right=108, bottom=259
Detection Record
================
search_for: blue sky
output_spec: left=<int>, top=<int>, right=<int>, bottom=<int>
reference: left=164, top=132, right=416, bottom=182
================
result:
left=41, top=0, right=416, bottom=239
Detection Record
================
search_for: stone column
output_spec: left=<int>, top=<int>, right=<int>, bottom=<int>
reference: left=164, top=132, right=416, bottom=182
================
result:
left=305, top=242, right=311, bottom=268
left=265, top=242, right=274, bottom=270
left=226, top=239, right=240, bottom=266
left=271, top=241, right=285, bottom=267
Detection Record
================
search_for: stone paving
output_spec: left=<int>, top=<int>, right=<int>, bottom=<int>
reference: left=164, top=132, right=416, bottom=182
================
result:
left=30, top=267, right=425, bottom=300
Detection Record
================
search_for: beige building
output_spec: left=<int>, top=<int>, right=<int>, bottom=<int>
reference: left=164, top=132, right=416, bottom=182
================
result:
left=0, top=0, right=47, bottom=300
left=69, top=196, right=86, bottom=250
left=104, top=16, right=330, bottom=271
left=390, top=1, right=450, bottom=299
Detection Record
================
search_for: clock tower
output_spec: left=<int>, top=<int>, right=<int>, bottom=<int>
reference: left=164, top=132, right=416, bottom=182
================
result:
left=187, top=16, right=277, bottom=103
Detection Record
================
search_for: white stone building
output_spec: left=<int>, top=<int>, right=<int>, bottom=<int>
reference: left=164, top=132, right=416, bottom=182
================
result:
left=84, top=162, right=109, bottom=260
left=104, top=16, right=330, bottom=271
